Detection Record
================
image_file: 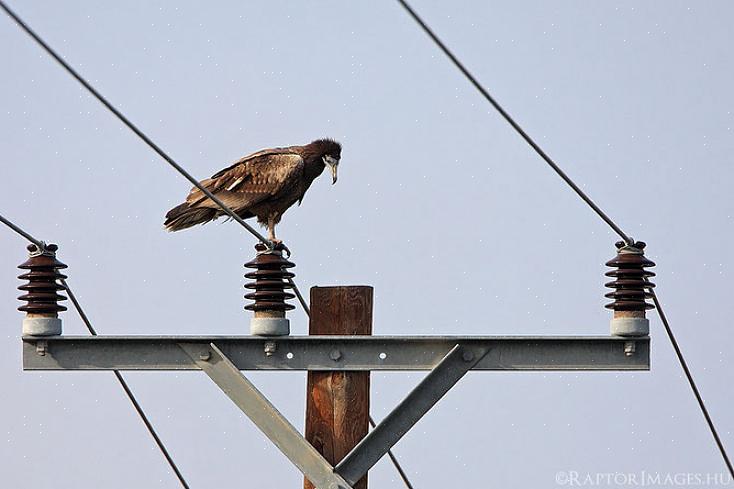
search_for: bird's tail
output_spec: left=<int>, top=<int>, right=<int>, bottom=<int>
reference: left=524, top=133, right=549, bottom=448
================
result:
left=164, top=202, right=218, bottom=232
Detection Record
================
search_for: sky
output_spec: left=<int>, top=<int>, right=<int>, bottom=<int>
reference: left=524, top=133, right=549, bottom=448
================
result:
left=1, top=1, right=733, bottom=488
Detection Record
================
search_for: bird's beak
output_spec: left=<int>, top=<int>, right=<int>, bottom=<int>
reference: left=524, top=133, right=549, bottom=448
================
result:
left=330, top=164, right=338, bottom=184
left=323, top=155, right=339, bottom=185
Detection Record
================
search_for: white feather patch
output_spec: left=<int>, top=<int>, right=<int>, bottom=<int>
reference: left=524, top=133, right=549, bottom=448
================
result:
left=226, top=177, right=244, bottom=191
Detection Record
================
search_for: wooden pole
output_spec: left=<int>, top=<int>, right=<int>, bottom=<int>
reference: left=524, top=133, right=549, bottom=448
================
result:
left=304, top=286, right=372, bottom=489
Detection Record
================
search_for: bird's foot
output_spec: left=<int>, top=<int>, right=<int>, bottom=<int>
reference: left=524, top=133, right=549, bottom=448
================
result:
left=267, top=239, right=290, bottom=257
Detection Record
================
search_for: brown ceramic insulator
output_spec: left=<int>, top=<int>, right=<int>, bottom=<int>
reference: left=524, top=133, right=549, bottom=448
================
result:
left=17, top=243, right=68, bottom=315
left=244, top=243, right=296, bottom=313
left=604, top=241, right=655, bottom=312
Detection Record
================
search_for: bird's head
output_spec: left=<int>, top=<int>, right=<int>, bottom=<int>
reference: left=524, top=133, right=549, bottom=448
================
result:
left=311, top=138, right=341, bottom=184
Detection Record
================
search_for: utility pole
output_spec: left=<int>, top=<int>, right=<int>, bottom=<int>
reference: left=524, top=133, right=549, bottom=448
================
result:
left=18, top=245, right=651, bottom=489
left=304, top=286, right=373, bottom=489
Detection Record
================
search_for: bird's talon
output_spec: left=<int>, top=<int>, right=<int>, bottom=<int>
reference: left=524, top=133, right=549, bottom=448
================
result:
left=280, top=244, right=291, bottom=258
left=266, top=239, right=290, bottom=257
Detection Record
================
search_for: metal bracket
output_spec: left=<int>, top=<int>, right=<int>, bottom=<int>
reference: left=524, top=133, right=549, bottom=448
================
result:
left=20, top=334, right=649, bottom=486
left=179, top=342, right=487, bottom=488
left=335, top=344, right=488, bottom=485
left=179, top=343, right=353, bottom=489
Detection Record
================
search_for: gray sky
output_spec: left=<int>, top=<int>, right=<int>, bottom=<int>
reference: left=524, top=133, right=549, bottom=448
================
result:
left=1, top=1, right=733, bottom=488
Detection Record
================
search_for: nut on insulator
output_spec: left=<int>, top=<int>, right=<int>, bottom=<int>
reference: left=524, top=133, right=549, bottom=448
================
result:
left=244, top=243, right=295, bottom=336
left=605, top=241, right=655, bottom=336
left=18, top=243, right=67, bottom=336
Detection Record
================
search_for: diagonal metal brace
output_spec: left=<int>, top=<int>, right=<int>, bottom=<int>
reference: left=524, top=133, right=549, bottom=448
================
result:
left=335, top=343, right=488, bottom=485
left=179, top=343, right=353, bottom=489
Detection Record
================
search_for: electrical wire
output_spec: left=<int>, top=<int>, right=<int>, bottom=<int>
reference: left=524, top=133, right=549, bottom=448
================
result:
left=2, top=212, right=414, bottom=488
left=289, top=277, right=311, bottom=317
left=648, top=286, right=734, bottom=478
left=11, top=1, right=727, bottom=485
left=0, top=0, right=313, bottom=319
left=395, top=0, right=732, bottom=476
left=0, top=4, right=408, bottom=483
left=395, top=0, right=632, bottom=245
left=369, top=416, right=415, bottom=489
left=61, top=278, right=192, bottom=489
left=0, top=213, right=43, bottom=248
left=298, top=303, right=415, bottom=488
left=0, top=1, right=266, bottom=244
left=0, top=215, right=191, bottom=488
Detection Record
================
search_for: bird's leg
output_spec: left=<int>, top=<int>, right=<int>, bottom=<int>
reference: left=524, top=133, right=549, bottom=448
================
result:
left=267, top=216, right=282, bottom=246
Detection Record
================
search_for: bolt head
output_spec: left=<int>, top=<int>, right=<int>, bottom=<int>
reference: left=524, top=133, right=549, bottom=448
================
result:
left=199, top=351, right=211, bottom=361
left=329, top=349, right=342, bottom=361
left=462, top=350, right=474, bottom=362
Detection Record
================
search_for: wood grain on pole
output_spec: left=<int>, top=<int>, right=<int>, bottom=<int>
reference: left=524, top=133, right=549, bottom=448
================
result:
left=304, top=286, right=373, bottom=489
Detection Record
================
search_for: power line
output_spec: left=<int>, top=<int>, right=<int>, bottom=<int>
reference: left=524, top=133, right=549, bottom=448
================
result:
left=395, top=0, right=732, bottom=476
left=369, top=416, right=415, bottom=489
left=0, top=0, right=315, bottom=319
left=0, top=215, right=191, bottom=489
left=10, top=1, right=724, bottom=485
left=289, top=277, right=311, bottom=316
left=0, top=214, right=43, bottom=248
left=297, top=308, right=415, bottom=488
left=61, top=277, right=192, bottom=489
left=2, top=213, right=415, bottom=489
left=0, top=3, right=410, bottom=484
left=395, top=0, right=632, bottom=245
left=648, top=286, right=734, bottom=478
left=0, top=0, right=265, bottom=242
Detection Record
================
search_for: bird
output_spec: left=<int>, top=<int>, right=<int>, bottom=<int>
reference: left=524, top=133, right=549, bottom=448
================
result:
left=164, top=138, right=341, bottom=244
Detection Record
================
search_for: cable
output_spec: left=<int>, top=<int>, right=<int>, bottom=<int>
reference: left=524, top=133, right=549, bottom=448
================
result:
left=61, top=278, right=192, bottom=489
left=3, top=211, right=411, bottom=488
left=0, top=2, right=378, bottom=479
left=0, top=213, right=43, bottom=248
left=3, top=1, right=727, bottom=485
left=297, top=305, right=415, bottom=488
left=289, top=277, right=311, bottom=317
left=2, top=220, right=403, bottom=487
left=0, top=0, right=312, bottom=319
left=0, top=0, right=266, bottom=244
left=396, top=1, right=733, bottom=477
left=369, top=416, right=415, bottom=489
left=0, top=215, right=191, bottom=489
left=648, top=285, right=733, bottom=478
left=394, top=0, right=632, bottom=245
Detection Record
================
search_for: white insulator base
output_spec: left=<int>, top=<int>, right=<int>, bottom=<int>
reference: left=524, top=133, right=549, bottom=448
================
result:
left=610, top=317, right=649, bottom=336
left=250, top=317, right=290, bottom=336
left=22, top=317, right=62, bottom=336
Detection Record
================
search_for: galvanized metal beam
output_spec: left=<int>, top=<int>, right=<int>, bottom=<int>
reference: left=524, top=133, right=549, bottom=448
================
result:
left=179, top=343, right=353, bottom=489
left=335, top=344, right=488, bottom=485
left=22, top=335, right=649, bottom=371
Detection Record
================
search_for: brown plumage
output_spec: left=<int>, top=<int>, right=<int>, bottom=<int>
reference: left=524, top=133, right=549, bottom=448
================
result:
left=164, top=139, right=342, bottom=242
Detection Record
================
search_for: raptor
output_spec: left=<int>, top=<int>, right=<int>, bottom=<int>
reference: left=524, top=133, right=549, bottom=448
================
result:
left=164, top=138, right=341, bottom=243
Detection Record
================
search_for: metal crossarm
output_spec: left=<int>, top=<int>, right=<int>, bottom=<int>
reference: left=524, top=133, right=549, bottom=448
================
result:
left=335, top=344, right=488, bottom=485
left=179, top=343, right=353, bottom=489
left=20, top=334, right=649, bottom=487
left=22, top=335, right=649, bottom=371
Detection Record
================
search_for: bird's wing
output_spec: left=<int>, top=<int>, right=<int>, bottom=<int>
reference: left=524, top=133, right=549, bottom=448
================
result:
left=210, top=147, right=300, bottom=179
left=186, top=151, right=305, bottom=211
